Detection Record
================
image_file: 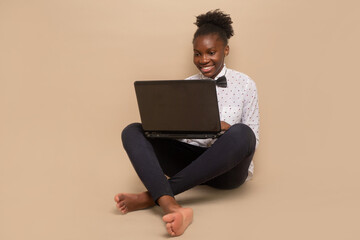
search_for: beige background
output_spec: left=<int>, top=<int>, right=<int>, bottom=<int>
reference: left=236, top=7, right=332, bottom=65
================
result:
left=1, top=0, right=359, bottom=239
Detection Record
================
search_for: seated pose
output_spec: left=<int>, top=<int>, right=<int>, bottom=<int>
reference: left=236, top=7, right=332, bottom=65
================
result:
left=114, top=9, right=260, bottom=237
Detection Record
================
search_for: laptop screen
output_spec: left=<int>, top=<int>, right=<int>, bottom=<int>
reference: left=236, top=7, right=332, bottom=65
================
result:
left=134, top=80, right=221, bottom=133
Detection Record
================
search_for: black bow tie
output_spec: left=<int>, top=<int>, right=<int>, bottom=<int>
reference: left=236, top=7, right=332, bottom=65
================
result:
left=215, top=75, right=227, bottom=88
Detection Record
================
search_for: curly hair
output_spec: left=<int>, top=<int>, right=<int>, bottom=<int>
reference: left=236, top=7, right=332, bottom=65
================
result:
left=193, top=9, right=234, bottom=45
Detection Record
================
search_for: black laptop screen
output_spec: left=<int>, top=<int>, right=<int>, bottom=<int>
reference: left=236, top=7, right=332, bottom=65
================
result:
left=134, top=80, right=221, bottom=133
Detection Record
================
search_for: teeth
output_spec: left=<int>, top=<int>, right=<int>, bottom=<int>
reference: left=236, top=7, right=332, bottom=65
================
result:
left=202, top=66, right=213, bottom=70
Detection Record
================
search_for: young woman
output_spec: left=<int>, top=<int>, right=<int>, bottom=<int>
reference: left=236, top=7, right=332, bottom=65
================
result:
left=114, top=9, right=259, bottom=237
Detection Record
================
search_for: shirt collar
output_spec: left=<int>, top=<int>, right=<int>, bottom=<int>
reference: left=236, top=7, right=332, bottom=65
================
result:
left=199, top=64, right=227, bottom=80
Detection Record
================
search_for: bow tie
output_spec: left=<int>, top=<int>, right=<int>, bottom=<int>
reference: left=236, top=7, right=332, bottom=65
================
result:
left=215, top=75, right=227, bottom=88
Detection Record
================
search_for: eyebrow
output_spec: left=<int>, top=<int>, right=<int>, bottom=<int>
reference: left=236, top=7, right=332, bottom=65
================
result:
left=193, top=47, right=216, bottom=52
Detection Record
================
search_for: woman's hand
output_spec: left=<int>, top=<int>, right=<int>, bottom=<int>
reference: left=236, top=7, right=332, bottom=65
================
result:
left=220, top=121, right=231, bottom=131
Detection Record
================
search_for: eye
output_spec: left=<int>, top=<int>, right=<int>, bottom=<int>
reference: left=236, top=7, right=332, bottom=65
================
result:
left=194, top=52, right=200, bottom=57
left=209, top=51, right=216, bottom=56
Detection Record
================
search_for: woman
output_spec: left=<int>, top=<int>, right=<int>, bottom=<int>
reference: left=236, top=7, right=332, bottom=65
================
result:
left=114, top=9, right=259, bottom=237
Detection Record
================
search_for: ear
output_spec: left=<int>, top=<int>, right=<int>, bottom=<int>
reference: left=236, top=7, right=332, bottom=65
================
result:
left=224, top=45, right=230, bottom=56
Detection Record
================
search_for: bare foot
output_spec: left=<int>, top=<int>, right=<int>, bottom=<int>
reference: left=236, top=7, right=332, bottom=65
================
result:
left=162, top=207, right=193, bottom=237
left=114, top=192, right=155, bottom=214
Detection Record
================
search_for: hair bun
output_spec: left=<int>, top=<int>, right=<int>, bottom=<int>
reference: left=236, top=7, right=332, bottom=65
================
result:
left=194, top=9, right=234, bottom=39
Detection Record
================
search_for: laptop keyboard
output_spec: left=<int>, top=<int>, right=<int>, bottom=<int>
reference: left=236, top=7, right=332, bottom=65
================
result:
left=145, top=132, right=221, bottom=139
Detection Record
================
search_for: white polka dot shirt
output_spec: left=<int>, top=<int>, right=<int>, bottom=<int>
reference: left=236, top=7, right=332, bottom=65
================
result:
left=181, top=65, right=260, bottom=179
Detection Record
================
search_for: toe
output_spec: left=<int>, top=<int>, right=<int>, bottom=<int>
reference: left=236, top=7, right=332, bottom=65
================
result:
left=166, top=223, right=174, bottom=236
left=114, top=193, right=123, bottom=202
left=121, top=206, right=128, bottom=214
left=163, top=213, right=175, bottom=223
left=117, top=201, right=127, bottom=211
left=115, top=193, right=126, bottom=202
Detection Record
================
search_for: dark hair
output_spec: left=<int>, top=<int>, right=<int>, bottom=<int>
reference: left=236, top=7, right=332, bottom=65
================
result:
left=193, top=9, right=234, bottom=45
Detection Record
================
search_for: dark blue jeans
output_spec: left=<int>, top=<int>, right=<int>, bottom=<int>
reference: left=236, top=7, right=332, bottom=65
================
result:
left=121, top=123, right=256, bottom=203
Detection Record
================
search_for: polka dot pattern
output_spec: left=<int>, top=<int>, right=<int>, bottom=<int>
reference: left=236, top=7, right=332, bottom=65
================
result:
left=181, top=65, right=260, bottom=178
left=185, top=65, right=260, bottom=145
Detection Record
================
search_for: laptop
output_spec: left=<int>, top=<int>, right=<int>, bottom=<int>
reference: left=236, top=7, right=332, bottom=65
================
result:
left=134, top=79, right=222, bottom=139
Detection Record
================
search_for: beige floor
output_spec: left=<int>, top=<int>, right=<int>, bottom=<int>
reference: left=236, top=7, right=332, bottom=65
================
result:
left=1, top=0, right=360, bottom=239
left=1, top=131, right=359, bottom=239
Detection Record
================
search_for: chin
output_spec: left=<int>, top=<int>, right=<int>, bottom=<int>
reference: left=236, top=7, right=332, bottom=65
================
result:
left=202, top=72, right=215, bottom=79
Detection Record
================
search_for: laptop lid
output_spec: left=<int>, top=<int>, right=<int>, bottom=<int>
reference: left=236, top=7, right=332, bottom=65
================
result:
left=134, top=80, right=221, bottom=138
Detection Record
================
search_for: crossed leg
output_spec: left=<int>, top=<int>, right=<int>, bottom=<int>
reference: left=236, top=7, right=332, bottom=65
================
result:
left=115, top=123, right=255, bottom=237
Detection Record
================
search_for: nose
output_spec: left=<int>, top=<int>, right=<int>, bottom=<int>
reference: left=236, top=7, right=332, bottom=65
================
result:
left=199, top=55, right=210, bottom=64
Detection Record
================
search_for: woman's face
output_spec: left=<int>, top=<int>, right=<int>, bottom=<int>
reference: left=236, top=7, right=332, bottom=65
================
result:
left=193, top=34, right=229, bottom=79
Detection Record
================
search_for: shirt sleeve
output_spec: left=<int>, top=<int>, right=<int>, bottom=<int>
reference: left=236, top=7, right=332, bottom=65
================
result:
left=241, top=79, right=260, bottom=148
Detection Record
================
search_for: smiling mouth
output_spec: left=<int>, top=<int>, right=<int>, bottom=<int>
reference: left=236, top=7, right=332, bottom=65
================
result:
left=200, top=65, right=214, bottom=73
